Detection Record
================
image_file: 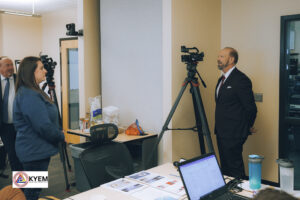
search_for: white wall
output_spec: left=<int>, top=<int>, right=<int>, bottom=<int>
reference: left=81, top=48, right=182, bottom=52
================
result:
left=0, top=15, right=3, bottom=56
left=161, top=0, right=172, bottom=163
left=0, top=14, right=42, bottom=63
left=77, top=0, right=85, bottom=118
left=171, top=0, right=221, bottom=161
left=41, top=7, right=77, bottom=111
left=222, top=0, right=300, bottom=182
left=100, top=0, right=163, bottom=134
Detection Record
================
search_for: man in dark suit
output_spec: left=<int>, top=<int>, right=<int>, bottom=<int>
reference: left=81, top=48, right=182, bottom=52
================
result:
left=0, top=57, right=22, bottom=172
left=215, top=47, right=257, bottom=178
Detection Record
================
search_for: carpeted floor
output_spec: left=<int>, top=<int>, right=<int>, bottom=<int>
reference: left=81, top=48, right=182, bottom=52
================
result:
left=0, top=146, right=80, bottom=199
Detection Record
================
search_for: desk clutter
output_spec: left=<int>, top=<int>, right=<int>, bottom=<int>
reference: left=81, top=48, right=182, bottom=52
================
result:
left=102, top=171, right=185, bottom=200
left=80, top=98, right=120, bottom=132
left=68, top=124, right=158, bottom=193
left=125, top=119, right=146, bottom=136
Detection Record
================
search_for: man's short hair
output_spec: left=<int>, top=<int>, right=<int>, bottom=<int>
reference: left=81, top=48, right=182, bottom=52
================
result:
left=253, top=188, right=298, bottom=200
left=0, top=56, right=9, bottom=61
left=224, top=47, right=238, bottom=64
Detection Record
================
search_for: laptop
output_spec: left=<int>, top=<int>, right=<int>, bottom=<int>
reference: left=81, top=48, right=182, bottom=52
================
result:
left=178, top=153, right=250, bottom=200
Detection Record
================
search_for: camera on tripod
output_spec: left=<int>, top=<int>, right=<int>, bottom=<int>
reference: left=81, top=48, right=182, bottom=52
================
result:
left=146, top=46, right=214, bottom=167
left=181, top=46, right=204, bottom=63
left=40, top=55, right=57, bottom=85
left=66, top=23, right=83, bottom=36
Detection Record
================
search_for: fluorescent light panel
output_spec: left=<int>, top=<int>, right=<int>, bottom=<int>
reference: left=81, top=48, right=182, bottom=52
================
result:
left=0, top=9, right=40, bottom=17
left=4, top=11, right=32, bottom=17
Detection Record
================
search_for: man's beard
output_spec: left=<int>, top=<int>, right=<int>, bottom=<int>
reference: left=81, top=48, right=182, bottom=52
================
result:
left=7, top=70, right=14, bottom=77
left=217, top=60, right=229, bottom=70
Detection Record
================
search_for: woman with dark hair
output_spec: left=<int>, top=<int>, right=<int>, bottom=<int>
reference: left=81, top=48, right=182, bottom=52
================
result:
left=13, top=56, right=65, bottom=200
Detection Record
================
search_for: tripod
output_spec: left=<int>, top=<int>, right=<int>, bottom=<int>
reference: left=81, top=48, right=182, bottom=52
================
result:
left=42, top=82, right=72, bottom=191
left=147, top=58, right=215, bottom=167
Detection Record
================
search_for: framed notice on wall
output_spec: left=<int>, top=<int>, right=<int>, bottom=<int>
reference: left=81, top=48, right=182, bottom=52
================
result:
left=15, top=60, right=20, bottom=72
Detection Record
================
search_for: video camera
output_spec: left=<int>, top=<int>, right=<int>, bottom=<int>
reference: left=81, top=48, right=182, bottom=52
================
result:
left=40, top=55, right=57, bottom=86
left=181, top=46, right=204, bottom=63
left=66, top=23, right=83, bottom=36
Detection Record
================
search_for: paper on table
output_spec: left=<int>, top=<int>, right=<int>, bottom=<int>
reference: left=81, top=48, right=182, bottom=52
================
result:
left=127, top=171, right=166, bottom=185
left=127, top=171, right=185, bottom=196
left=102, top=178, right=146, bottom=194
left=88, top=194, right=107, bottom=200
left=151, top=178, right=186, bottom=196
left=131, top=187, right=180, bottom=200
left=128, top=171, right=151, bottom=180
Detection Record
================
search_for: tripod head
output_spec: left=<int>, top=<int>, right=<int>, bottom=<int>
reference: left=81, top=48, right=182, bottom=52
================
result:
left=181, top=46, right=206, bottom=88
left=181, top=46, right=204, bottom=63
left=40, top=54, right=57, bottom=89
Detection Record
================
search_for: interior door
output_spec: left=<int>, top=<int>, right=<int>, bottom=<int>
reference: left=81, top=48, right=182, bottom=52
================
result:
left=60, top=38, right=80, bottom=144
left=279, top=14, right=300, bottom=189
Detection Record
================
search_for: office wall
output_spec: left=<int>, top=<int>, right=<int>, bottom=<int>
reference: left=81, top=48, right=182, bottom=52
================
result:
left=77, top=0, right=85, bottom=118
left=100, top=0, right=163, bottom=134
left=82, top=0, right=101, bottom=114
left=161, top=0, right=173, bottom=163
left=0, top=15, right=2, bottom=56
left=0, top=14, right=42, bottom=64
left=172, top=0, right=221, bottom=160
left=42, top=7, right=77, bottom=111
left=222, top=0, right=300, bottom=182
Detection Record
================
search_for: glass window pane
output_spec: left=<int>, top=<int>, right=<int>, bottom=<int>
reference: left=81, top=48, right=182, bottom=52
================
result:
left=68, top=48, right=79, bottom=129
left=287, top=21, right=300, bottom=118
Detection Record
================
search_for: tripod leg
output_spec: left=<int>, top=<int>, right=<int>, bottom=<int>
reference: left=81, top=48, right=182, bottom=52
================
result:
left=63, top=142, right=72, bottom=171
left=191, top=83, right=215, bottom=153
left=48, top=88, right=72, bottom=190
left=190, top=83, right=206, bottom=154
left=146, top=81, right=189, bottom=169
left=59, top=142, right=70, bottom=191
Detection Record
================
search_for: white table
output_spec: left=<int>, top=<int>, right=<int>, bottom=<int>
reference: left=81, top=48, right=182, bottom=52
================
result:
left=65, top=163, right=180, bottom=200
left=65, top=163, right=300, bottom=200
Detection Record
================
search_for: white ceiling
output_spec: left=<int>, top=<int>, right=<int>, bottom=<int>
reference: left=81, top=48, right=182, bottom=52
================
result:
left=0, top=0, right=77, bottom=15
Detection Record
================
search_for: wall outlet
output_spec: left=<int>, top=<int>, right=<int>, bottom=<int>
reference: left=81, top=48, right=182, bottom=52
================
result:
left=254, top=93, right=263, bottom=102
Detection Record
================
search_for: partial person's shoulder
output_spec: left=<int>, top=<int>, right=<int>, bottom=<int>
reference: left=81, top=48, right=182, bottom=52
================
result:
left=17, top=87, right=41, bottom=99
left=234, top=68, right=252, bottom=81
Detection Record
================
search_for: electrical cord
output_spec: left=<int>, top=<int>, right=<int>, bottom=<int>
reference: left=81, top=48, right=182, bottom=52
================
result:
left=226, top=178, right=243, bottom=193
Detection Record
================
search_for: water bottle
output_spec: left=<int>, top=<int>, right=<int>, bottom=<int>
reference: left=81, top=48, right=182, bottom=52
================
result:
left=248, top=154, right=264, bottom=190
left=276, top=159, right=294, bottom=193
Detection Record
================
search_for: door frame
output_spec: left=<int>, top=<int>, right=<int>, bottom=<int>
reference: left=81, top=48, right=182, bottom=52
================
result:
left=59, top=37, right=79, bottom=144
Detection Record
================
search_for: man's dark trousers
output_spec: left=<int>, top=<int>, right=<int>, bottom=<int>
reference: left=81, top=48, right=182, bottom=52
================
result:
left=0, top=145, right=6, bottom=170
left=216, top=136, right=248, bottom=178
left=1, top=123, right=23, bottom=171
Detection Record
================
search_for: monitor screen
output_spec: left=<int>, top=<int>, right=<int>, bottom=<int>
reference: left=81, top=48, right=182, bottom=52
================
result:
left=179, top=154, right=225, bottom=200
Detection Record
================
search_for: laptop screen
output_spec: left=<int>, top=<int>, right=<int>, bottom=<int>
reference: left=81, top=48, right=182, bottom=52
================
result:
left=178, top=154, right=225, bottom=200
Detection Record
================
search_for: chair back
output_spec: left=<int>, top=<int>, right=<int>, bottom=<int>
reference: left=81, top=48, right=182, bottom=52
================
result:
left=90, top=123, right=118, bottom=144
left=79, top=142, right=134, bottom=189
